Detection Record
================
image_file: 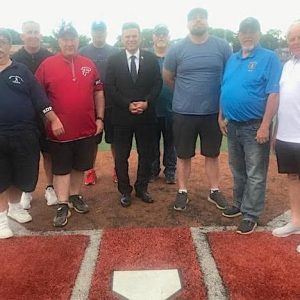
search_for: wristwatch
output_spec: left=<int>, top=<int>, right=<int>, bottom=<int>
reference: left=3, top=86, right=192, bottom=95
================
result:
left=96, top=116, right=104, bottom=122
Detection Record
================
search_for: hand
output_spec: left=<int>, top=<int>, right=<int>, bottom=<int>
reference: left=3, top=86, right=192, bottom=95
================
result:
left=256, top=124, right=270, bottom=144
left=51, top=118, right=65, bottom=137
left=129, top=101, right=146, bottom=115
left=218, top=118, right=228, bottom=136
left=95, top=119, right=104, bottom=135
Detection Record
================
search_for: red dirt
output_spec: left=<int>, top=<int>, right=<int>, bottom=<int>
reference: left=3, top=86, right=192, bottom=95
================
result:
left=25, top=151, right=288, bottom=232
left=89, top=227, right=206, bottom=299
left=208, top=232, right=300, bottom=300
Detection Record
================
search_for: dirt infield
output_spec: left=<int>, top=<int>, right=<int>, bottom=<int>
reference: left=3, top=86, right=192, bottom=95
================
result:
left=25, top=151, right=288, bottom=232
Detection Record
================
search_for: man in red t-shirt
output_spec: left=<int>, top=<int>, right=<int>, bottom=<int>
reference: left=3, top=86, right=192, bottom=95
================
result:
left=36, top=24, right=105, bottom=227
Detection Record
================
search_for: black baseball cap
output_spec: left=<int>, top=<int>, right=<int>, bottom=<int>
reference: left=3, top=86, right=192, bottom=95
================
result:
left=91, top=21, right=107, bottom=32
left=57, top=23, right=78, bottom=38
left=239, top=17, right=261, bottom=33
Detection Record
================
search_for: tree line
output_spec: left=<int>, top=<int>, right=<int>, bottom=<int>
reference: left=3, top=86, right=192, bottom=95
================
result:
left=6, top=26, right=288, bottom=52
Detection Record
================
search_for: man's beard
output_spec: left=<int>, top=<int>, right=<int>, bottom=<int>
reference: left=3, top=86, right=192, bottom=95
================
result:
left=190, top=27, right=207, bottom=36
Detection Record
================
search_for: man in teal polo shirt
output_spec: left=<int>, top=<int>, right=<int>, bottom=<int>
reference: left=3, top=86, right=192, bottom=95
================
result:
left=219, top=17, right=282, bottom=234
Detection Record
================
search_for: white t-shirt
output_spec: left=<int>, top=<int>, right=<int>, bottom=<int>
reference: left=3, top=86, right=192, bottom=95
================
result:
left=277, top=58, right=300, bottom=143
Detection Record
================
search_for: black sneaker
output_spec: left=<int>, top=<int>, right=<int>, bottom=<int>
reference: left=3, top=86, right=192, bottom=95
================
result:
left=69, top=195, right=89, bottom=213
left=236, top=219, right=257, bottom=235
left=149, top=174, right=159, bottom=183
left=174, top=191, right=189, bottom=211
left=165, top=175, right=176, bottom=184
left=208, top=190, right=227, bottom=210
left=53, top=204, right=71, bottom=227
left=222, top=206, right=242, bottom=218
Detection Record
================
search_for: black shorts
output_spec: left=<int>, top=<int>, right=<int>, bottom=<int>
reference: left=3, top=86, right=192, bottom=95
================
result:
left=0, top=132, right=40, bottom=193
left=173, top=113, right=222, bottom=159
left=104, top=107, right=114, bottom=144
left=275, top=140, right=300, bottom=176
left=49, top=136, right=97, bottom=175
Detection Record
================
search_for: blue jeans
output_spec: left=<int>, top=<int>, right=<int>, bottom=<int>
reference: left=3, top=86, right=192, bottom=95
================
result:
left=152, top=117, right=176, bottom=178
left=227, top=120, right=270, bottom=221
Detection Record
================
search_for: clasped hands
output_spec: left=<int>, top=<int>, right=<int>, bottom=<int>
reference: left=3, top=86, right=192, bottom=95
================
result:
left=129, top=101, right=148, bottom=115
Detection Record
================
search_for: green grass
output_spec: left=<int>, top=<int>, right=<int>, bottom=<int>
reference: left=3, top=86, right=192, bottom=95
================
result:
left=98, top=137, right=228, bottom=152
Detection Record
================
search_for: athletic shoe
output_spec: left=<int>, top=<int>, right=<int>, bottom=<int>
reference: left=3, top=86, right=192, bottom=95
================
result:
left=112, top=168, right=118, bottom=183
left=297, top=244, right=300, bottom=253
left=272, top=222, right=300, bottom=237
left=69, top=195, right=89, bottom=213
left=8, top=203, right=32, bottom=223
left=174, top=191, right=189, bottom=211
left=20, top=192, right=33, bottom=210
left=53, top=204, right=71, bottom=227
left=208, top=190, right=227, bottom=210
left=0, top=213, right=13, bottom=239
left=236, top=219, right=257, bottom=235
left=222, top=206, right=242, bottom=218
left=165, top=175, right=176, bottom=184
left=45, top=186, right=58, bottom=206
left=84, top=169, right=97, bottom=185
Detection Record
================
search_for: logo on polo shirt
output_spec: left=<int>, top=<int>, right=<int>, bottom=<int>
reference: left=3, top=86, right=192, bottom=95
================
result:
left=248, top=62, right=257, bottom=72
left=81, top=66, right=92, bottom=76
left=9, top=75, right=24, bottom=84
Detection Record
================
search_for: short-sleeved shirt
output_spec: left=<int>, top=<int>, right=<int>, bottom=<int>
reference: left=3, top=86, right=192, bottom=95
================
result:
left=0, top=61, right=51, bottom=135
left=35, top=53, right=103, bottom=142
left=277, top=58, right=300, bottom=143
left=221, top=45, right=282, bottom=122
left=164, top=36, right=232, bottom=115
left=155, top=55, right=173, bottom=118
left=79, top=44, right=119, bottom=84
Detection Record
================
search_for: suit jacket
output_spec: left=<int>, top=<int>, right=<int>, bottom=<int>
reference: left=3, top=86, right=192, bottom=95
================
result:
left=106, top=49, right=162, bottom=125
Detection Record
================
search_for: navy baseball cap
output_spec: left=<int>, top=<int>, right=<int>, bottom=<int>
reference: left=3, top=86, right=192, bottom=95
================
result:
left=187, top=8, right=208, bottom=21
left=57, top=23, right=78, bottom=38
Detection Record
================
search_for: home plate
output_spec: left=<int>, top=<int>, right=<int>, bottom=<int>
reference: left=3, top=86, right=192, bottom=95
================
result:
left=112, top=269, right=181, bottom=299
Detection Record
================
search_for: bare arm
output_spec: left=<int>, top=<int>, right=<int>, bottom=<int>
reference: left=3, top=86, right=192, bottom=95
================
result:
left=218, top=108, right=228, bottom=136
left=44, top=111, right=65, bottom=137
left=94, top=90, right=105, bottom=135
left=256, top=93, right=279, bottom=144
left=163, top=68, right=175, bottom=89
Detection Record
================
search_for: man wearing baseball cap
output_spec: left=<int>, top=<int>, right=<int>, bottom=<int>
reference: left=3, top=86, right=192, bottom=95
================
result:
left=219, top=17, right=282, bottom=234
left=150, top=24, right=176, bottom=185
left=80, top=21, right=119, bottom=185
left=35, top=23, right=105, bottom=227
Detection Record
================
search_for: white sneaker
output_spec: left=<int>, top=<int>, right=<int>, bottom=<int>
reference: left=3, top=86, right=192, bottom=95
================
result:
left=45, top=186, right=58, bottom=206
left=297, top=245, right=300, bottom=253
left=20, top=192, right=33, bottom=210
left=8, top=203, right=32, bottom=223
left=272, top=222, right=300, bottom=237
left=0, top=213, right=13, bottom=239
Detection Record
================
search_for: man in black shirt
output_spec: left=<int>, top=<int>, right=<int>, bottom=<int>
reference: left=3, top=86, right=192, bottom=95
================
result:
left=11, top=21, right=57, bottom=209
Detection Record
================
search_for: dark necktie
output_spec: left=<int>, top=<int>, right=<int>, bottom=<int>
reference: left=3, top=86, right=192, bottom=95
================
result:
left=130, top=55, right=137, bottom=83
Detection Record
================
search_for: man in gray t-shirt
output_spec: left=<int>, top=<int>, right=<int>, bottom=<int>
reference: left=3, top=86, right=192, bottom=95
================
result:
left=163, top=7, right=232, bottom=211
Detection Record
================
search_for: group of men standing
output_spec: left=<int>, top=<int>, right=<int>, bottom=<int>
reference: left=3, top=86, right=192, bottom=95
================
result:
left=0, top=8, right=299, bottom=253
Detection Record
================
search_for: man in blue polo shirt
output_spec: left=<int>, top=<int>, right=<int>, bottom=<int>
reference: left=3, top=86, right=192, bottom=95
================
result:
left=219, top=17, right=282, bottom=234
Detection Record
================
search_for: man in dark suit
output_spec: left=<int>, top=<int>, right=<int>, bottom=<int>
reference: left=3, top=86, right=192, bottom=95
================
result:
left=106, top=22, right=162, bottom=207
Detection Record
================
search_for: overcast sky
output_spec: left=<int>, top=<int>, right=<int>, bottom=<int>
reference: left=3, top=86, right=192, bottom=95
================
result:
left=1, top=0, right=298, bottom=44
